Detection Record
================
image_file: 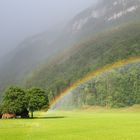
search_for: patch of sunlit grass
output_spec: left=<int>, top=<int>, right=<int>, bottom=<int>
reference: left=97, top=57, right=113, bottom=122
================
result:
left=0, top=107, right=140, bottom=140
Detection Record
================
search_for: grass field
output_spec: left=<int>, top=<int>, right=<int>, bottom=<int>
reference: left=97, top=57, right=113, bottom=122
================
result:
left=0, top=106, right=140, bottom=140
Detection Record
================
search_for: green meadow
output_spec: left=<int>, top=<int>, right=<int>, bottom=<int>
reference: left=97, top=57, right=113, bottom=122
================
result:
left=0, top=107, right=140, bottom=140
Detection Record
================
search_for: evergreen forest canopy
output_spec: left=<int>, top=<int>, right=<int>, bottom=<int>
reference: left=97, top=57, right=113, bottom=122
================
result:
left=52, top=62, right=140, bottom=109
left=26, top=22, right=140, bottom=109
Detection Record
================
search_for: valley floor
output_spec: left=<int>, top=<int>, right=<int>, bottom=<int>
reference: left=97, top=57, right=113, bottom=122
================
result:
left=0, top=106, right=140, bottom=140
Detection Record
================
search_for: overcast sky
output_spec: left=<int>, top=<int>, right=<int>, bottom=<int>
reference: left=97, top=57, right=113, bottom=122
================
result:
left=0, top=0, right=98, bottom=57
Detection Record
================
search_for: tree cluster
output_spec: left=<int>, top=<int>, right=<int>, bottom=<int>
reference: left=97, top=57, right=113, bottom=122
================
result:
left=0, top=87, right=49, bottom=118
left=55, top=63, right=140, bottom=109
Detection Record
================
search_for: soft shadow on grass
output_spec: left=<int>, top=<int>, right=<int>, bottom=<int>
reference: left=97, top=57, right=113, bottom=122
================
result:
left=33, top=116, right=66, bottom=119
left=0, top=117, right=66, bottom=120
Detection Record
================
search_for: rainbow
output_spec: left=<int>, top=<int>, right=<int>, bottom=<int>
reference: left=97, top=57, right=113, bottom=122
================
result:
left=50, top=56, right=140, bottom=108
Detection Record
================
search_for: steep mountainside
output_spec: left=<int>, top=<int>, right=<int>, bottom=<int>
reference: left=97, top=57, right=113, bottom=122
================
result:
left=0, top=31, right=61, bottom=90
left=26, top=21, right=140, bottom=100
left=0, top=0, right=140, bottom=96
left=65, top=0, right=140, bottom=42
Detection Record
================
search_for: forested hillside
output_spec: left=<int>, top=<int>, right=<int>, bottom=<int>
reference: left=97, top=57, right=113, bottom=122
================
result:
left=26, top=21, right=140, bottom=104
left=53, top=62, right=140, bottom=109
left=0, top=0, right=140, bottom=107
left=0, top=0, right=140, bottom=95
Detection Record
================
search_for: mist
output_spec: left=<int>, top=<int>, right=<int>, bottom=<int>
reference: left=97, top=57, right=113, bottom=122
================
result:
left=0, top=0, right=98, bottom=58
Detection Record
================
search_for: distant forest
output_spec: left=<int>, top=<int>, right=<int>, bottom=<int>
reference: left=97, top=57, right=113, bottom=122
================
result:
left=54, top=62, right=140, bottom=109
left=26, top=22, right=140, bottom=108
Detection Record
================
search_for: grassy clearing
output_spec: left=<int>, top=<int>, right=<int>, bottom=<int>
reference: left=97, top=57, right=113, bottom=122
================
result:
left=0, top=107, right=140, bottom=140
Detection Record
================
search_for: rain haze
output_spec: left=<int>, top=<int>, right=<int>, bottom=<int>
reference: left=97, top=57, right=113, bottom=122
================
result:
left=0, top=0, right=98, bottom=57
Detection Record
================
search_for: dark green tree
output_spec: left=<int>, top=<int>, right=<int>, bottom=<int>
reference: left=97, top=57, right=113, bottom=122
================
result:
left=27, top=88, right=49, bottom=118
left=1, top=87, right=28, bottom=116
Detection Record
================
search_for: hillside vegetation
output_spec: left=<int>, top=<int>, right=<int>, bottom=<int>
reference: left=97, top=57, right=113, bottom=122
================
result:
left=26, top=21, right=140, bottom=105
left=53, top=62, right=140, bottom=109
left=0, top=0, right=140, bottom=106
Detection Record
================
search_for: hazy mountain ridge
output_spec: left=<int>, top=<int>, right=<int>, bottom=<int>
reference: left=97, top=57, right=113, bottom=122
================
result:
left=67, top=0, right=140, bottom=36
left=0, top=0, right=140, bottom=97
left=0, top=30, right=62, bottom=89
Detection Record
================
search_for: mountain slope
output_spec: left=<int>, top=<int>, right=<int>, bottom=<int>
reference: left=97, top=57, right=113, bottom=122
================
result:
left=0, top=30, right=62, bottom=90
left=26, top=21, right=140, bottom=100
left=0, top=0, right=140, bottom=96
left=65, top=0, right=140, bottom=42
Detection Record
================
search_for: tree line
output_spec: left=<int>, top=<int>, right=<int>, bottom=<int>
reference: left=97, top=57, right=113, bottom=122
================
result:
left=55, top=63, right=140, bottom=109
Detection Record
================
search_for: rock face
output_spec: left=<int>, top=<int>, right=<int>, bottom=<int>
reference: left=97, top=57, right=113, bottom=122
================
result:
left=68, top=0, right=140, bottom=35
left=2, top=113, right=16, bottom=119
